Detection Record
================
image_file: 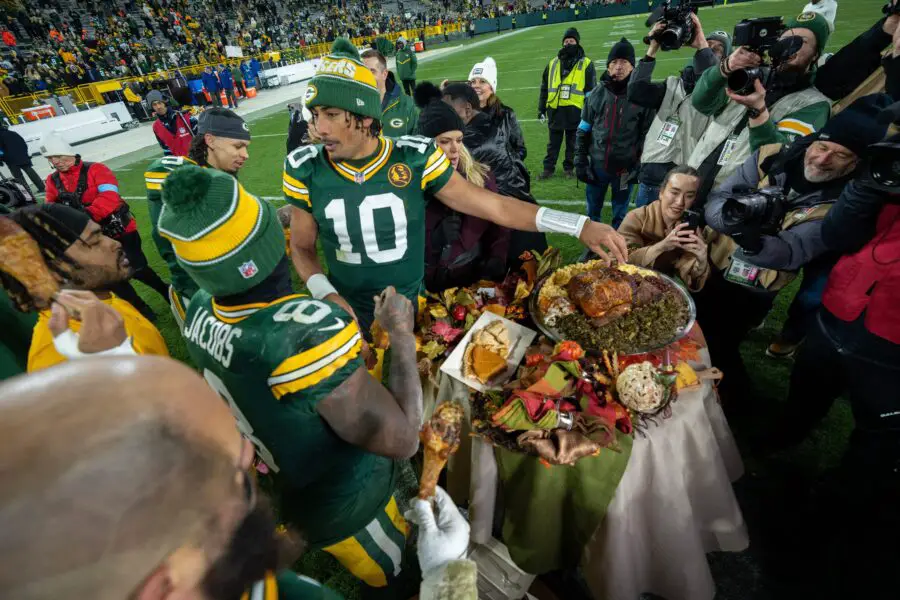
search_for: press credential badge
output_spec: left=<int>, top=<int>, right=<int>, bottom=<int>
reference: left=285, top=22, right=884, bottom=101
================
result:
left=718, top=134, right=739, bottom=166
left=656, top=116, right=681, bottom=147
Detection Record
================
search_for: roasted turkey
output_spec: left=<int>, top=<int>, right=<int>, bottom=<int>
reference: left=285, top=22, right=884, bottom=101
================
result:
left=566, top=269, right=669, bottom=325
left=567, top=269, right=634, bottom=319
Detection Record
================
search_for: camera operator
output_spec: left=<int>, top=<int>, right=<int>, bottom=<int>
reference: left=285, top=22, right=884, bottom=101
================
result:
left=816, top=2, right=900, bottom=105
left=41, top=135, right=170, bottom=321
left=699, top=94, right=891, bottom=408
left=628, top=11, right=730, bottom=207
left=689, top=12, right=833, bottom=197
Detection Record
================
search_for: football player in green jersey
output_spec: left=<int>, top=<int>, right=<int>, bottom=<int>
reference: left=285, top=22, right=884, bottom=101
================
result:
left=159, top=165, right=428, bottom=594
left=144, top=108, right=252, bottom=328
left=285, top=39, right=629, bottom=335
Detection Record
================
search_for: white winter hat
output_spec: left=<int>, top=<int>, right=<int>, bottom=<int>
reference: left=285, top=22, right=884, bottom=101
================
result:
left=469, top=57, right=497, bottom=93
left=40, top=134, right=76, bottom=157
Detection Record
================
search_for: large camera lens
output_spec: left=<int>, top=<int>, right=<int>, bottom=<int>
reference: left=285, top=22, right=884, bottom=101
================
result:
left=727, top=68, right=761, bottom=96
left=722, top=194, right=770, bottom=228
left=867, top=144, right=900, bottom=190
left=659, top=25, right=684, bottom=51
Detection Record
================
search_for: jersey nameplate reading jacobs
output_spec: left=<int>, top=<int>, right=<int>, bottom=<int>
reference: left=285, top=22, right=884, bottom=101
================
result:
left=184, top=307, right=243, bottom=368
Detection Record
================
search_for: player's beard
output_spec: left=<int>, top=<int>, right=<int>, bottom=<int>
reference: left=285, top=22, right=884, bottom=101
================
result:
left=200, top=497, right=302, bottom=600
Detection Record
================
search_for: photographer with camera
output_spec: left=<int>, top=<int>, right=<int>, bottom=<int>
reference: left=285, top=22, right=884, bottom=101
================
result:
left=41, top=135, right=169, bottom=321
left=817, top=2, right=900, bottom=111
left=628, top=10, right=730, bottom=207
left=699, top=94, right=891, bottom=409
left=689, top=12, right=833, bottom=197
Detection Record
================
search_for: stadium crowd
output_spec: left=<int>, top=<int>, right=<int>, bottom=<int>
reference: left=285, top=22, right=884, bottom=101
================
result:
left=0, top=0, right=468, bottom=95
left=2, top=0, right=900, bottom=599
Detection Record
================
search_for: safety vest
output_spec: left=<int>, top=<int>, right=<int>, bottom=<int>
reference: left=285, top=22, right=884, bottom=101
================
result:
left=547, top=57, right=591, bottom=110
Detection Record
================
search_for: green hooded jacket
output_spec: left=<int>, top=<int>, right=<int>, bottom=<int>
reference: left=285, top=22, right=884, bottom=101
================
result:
left=395, top=46, right=418, bottom=81
left=381, top=79, right=419, bottom=136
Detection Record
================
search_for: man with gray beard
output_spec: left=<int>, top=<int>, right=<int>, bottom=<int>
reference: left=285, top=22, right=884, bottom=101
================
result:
left=696, top=94, right=891, bottom=409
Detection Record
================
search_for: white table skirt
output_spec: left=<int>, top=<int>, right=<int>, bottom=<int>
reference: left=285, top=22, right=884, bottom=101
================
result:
left=581, top=350, right=749, bottom=600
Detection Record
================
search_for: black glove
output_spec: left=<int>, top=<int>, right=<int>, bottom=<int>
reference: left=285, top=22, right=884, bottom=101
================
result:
left=574, top=128, right=594, bottom=184
left=575, top=164, right=595, bottom=185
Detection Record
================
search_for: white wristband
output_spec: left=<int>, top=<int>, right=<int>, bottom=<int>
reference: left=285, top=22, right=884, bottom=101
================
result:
left=52, top=330, right=136, bottom=359
left=535, top=207, right=589, bottom=239
left=306, top=273, right=338, bottom=300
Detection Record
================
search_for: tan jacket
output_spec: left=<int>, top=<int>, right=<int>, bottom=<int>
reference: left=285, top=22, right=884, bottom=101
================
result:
left=619, top=201, right=710, bottom=292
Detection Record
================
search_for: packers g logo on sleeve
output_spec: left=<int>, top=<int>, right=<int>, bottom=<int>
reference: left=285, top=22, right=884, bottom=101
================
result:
left=389, top=118, right=405, bottom=129
left=388, top=163, right=412, bottom=188
left=304, top=84, right=318, bottom=104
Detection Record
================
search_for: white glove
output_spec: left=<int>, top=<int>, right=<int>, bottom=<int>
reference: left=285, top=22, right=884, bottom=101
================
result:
left=405, top=486, right=470, bottom=576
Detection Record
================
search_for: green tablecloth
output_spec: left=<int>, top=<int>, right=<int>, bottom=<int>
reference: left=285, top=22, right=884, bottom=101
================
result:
left=494, top=432, right=633, bottom=574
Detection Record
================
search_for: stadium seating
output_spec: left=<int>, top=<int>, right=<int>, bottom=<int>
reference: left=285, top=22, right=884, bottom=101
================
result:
left=0, top=0, right=470, bottom=99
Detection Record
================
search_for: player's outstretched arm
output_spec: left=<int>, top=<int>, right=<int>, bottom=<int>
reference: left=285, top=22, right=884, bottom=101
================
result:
left=434, top=171, right=629, bottom=264
left=317, top=287, right=422, bottom=459
left=289, top=206, right=325, bottom=281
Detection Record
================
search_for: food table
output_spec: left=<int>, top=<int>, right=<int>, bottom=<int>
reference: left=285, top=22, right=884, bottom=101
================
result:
left=412, top=254, right=749, bottom=600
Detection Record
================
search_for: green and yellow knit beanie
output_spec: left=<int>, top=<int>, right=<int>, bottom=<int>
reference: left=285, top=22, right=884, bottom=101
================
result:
left=158, top=166, right=285, bottom=297
left=305, top=38, right=381, bottom=121
left=785, top=11, right=831, bottom=55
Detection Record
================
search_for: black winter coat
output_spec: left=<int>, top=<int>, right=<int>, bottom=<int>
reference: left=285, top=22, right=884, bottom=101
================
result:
left=463, top=107, right=547, bottom=268
left=286, top=108, right=309, bottom=154
left=576, top=73, right=654, bottom=175
left=0, top=128, right=31, bottom=167
left=464, top=109, right=531, bottom=200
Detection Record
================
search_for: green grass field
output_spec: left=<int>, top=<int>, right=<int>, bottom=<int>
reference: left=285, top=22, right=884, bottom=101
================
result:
left=107, top=0, right=886, bottom=595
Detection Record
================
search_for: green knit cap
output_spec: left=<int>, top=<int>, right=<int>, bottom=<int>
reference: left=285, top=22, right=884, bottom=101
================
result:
left=158, top=166, right=285, bottom=297
left=785, top=11, right=831, bottom=55
left=304, top=38, right=382, bottom=121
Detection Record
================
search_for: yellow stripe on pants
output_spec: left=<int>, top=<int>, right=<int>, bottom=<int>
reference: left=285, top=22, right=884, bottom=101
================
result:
left=322, top=496, right=408, bottom=588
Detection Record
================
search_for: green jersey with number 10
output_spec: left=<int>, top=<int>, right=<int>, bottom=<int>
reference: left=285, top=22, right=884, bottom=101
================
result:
left=282, top=136, right=453, bottom=329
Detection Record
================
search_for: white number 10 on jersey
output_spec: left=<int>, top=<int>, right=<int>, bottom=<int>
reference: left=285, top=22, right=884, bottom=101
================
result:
left=324, top=192, right=408, bottom=264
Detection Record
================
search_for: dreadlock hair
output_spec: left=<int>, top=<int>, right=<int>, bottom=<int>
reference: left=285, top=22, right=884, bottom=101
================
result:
left=0, top=205, right=82, bottom=312
left=188, top=133, right=210, bottom=167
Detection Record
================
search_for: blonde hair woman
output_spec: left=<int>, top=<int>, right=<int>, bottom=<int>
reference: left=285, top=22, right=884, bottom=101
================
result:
left=414, top=82, right=511, bottom=290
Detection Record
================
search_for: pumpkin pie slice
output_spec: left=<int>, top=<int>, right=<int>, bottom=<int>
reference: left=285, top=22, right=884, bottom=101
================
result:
left=469, top=344, right=508, bottom=384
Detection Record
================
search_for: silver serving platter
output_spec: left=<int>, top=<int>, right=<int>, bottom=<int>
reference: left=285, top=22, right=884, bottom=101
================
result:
left=529, top=268, right=697, bottom=356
